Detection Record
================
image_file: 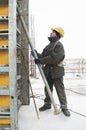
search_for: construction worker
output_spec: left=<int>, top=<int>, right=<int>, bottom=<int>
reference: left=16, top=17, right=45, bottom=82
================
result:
left=32, top=27, right=71, bottom=117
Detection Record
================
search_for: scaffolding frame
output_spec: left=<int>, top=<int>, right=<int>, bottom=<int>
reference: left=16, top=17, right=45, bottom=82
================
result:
left=0, top=0, right=29, bottom=130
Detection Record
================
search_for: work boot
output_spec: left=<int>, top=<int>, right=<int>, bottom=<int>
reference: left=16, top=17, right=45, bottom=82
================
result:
left=39, top=104, right=51, bottom=111
left=62, top=109, right=71, bottom=117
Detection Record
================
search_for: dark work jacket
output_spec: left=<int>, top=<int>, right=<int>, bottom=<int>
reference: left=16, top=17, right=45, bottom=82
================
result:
left=37, top=38, right=65, bottom=79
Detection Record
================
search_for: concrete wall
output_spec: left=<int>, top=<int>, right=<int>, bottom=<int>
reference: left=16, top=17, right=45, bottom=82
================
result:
left=18, top=0, right=30, bottom=105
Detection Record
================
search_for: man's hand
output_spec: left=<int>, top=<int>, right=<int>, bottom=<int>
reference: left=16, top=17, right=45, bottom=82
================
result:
left=34, top=59, right=40, bottom=64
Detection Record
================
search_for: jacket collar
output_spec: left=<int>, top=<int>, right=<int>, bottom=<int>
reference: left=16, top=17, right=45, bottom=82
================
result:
left=48, top=36, right=60, bottom=43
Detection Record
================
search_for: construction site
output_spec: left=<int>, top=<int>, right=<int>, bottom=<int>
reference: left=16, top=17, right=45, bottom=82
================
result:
left=0, top=0, right=86, bottom=130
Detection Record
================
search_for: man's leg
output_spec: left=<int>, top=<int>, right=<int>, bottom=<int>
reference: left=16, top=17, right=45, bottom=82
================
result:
left=39, top=75, right=53, bottom=111
left=54, top=77, right=71, bottom=116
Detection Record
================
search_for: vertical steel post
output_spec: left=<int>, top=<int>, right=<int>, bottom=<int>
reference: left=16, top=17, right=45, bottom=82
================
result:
left=9, top=0, right=18, bottom=129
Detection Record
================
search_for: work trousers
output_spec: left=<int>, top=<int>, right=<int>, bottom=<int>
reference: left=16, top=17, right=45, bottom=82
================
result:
left=44, top=75, right=67, bottom=109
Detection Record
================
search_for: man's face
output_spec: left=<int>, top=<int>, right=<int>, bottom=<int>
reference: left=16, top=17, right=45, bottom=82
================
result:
left=50, top=31, right=57, bottom=38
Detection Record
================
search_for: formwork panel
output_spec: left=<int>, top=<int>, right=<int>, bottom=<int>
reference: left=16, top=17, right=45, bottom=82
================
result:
left=0, top=51, right=8, bottom=64
left=0, top=39, right=8, bottom=45
left=0, top=118, right=10, bottom=124
left=0, top=96, right=10, bottom=107
left=0, top=24, right=8, bottom=29
left=0, top=74, right=9, bottom=86
left=0, top=6, right=8, bottom=16
left=0, top=0, right=29, bottom=128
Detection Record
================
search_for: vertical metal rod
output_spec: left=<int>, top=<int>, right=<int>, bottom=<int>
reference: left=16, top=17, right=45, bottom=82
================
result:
left=21, top=50, right=40, bottom=119
left=17, top=8, right=60, bottom=114
left=29, top=80, right=40, bottom=119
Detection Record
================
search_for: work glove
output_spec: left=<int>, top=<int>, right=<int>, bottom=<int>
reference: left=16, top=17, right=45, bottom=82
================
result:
left=31, top=49, right=37, bottom=57
left=34, top=59, right=40, bottom=64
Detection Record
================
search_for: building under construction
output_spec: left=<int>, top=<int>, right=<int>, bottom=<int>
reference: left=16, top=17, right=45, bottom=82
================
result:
left=1, top=0, right=86, bottom=130
left=0, top=0, right=29, bottom=130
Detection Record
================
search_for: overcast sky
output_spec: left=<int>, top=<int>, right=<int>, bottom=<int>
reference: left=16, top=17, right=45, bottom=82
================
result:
left=29, top=0, right=86, bottom=58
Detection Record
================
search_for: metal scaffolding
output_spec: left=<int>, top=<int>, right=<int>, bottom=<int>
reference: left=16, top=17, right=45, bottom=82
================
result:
left=0, top=0, right=29, bottom=130
left=29, top=15, right=36, bottom=78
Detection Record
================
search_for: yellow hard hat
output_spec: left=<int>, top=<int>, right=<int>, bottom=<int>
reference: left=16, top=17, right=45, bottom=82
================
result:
left=51, top=27, right=64, bottom=37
